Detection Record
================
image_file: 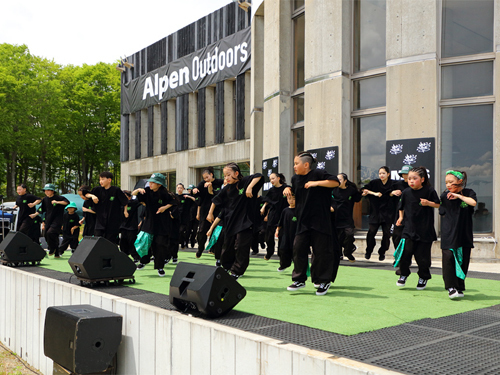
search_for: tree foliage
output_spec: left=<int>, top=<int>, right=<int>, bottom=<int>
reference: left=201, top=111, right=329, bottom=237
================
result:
left=0, top=44, right=121, bottom=198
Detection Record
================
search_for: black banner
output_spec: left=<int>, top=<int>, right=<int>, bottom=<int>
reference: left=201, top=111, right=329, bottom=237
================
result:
left=261, top=157, right=279, bottom=196
left=307, top=146, right=339, bottom=176
left=386, top=138, right=435, bottom=186
left=121, top=27, right=251, bottom=114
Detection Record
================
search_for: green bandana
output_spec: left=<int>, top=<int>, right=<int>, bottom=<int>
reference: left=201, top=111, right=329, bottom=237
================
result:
left=446, top=170, right=464, bottom=180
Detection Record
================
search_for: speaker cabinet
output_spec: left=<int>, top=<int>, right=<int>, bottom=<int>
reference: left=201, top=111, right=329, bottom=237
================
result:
left=0, top=231, right=45, bottom=264
left=169, top=262, right=246, bottom=318
left=44, top=305, right=122, bottom=374
left=68, top=237, right=136, bottom=280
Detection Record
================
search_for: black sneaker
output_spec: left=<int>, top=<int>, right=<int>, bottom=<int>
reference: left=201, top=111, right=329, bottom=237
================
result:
left=378, top=253, right=386, bottom=261
left=215, top=259, right=221, bottom=267
left=364, top=251, right=372, bottom=260
left=448, top=288, right=460, bottom=299
left=313, top=283, right=320, bottom=289
left=195, top=249, right=203, bottom=258
left=457, top=290, right=464, bottom=298
left=416, top=278, right=428, bottom=290
left=171, top=258, right=178, bottom=265
left=287, top=281, right=306, bottom=291
left=346, top=254, right=356, bottom=262
left=339, top=255, right=344, bottom=261
left=316, top=282, right=331, bottom=296
left=277, top=266, right=288, bottom=272
left=396, top=275, right=407, bottom=287
left=251, top=249, right=259, bottom=255
left=230, top=273, right=240, bottom=280
left=137, top=263, right=146, bottom=270
left=157, top=269, right=165, bottom=277
left=164, top=258, right=171, bottom=266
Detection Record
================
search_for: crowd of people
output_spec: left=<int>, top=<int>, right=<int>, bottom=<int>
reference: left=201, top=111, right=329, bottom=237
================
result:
left=11, top=153, right=477, bottom=299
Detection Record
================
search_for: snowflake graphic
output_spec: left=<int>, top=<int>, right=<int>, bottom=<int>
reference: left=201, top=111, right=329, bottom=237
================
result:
left=403, top=154, right=418, bottom=165
left=317, top=162, right=326, bottom=169
left=272, top=159, right=278, bottom=168
left=390, top=144, right=403, bottom=155
left=416, top=142, right=432, bottom=153
left=262, top=161, right=267, bottom=169
left=325, top=150, right=335, bottom=160
left=311, top=153, right=318, bottom=160
left=267, top=169, right=273, bottom=176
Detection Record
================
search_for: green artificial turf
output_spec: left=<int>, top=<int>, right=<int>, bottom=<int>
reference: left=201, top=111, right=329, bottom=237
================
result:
left=39, top=251, right=500, bottom=336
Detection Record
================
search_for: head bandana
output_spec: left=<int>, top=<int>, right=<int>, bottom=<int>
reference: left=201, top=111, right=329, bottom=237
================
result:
left=446, top=170, right=464, bottom=180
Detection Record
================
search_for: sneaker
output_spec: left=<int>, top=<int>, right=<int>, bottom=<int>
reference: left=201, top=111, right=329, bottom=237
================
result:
left=230, top=273, right=240, bottom=280
left=364, top=251, right=372, bottom=260
left=339, top=255, right=344, bottom=261
left=316, top=282, right=331, bottom=296
left=287, top=281, right=306, bottom=291
left=313, top=283, right=320, bottom=289
left=457, top=290, right=464, bottom=298
left=48, top=250, right=55, bottom=256
left=448, top=288, right=460, bottom=299
left=158, top=269, right=165, bottom=277
left=346, top=254, right=356, bottom=263
left=171, top=258, right=178, bottom=265
left=277, top=266, right=288, bottom=272
left=164, top=258, right=171, bottom=266
left=251, top=249, right=259, bottom=255
left=134, top=259, right=140, bottom=265
left=264, top=256, right=270, bottom=261
left=215, top=259, right=221, bottom=267
left=137, top=263, right=146, bottom=270
left=378, top=253, right=386, bottom=261
left=54, top=255, right=60, bottom=258
left=195, top=250, right=203, bottom=258
left=416, top=278, right=428, bottom=290
left=396, top=275, right=407, bottom=287
left=260, top=242, right=266, bottom=249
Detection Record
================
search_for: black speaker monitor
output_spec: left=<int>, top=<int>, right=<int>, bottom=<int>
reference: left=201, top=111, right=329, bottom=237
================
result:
left=44, top=305, right=122, bottom=374
left=68, top=236, right=136, bottom=280
left=169, top=262, right=246, bottom=318
left=0, top=231, right=45, bottom=263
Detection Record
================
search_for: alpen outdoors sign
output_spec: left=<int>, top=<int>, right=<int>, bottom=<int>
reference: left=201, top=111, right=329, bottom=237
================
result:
left=121, top=27, right=251, bottom=114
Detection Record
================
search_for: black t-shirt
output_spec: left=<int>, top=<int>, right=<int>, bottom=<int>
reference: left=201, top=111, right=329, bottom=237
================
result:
left=393, top=180, right=409, bottom=225
left=39, top=195, right=70, bottom=228
left=176, top=193, right=194, bottom=225
left=135, top=187, right=175, bottom=235
left=62, top=212, right=80, bottom=235
left=90, top=186, right=128, bottom=233
left=190, top=193, right=199, bottom=220
left=363, top=179, right=397, bottom=224
left=400, top=185, right=440, bottom=242
left=263, top=184, right=289, bottom=227
left=195, top=178, right=224, bottom=221
left=15, top=193, right=39, bottom=229
left=292, top=169, right=339, bottom=236
left=331, top=185, right=361, bottom=229
left=82, top=199, right=97, bottom=235
left=278, top=207, right=297, bottom=251
left=212, top=174, right=264, bottom=238
left=120, top=199, right=141, bottom=231
left=439, top=188, right=476, bottom=249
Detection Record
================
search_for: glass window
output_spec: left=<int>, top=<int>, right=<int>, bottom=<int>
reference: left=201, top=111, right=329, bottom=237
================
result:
left=293, top=14, right=305, bottom=90
left=441, top=105, right=493, bottom=233
left=353, top=115, right=386, bottom=229
left=441, top=61, right=493, bottom=100
left=293, top=0, right=305, bottom=11
left=442, top=0, right=493, bottom=58
left=353, top=75, right=386, bottom=110
left=167, top=172, right=176, bottom=191
left=354, top=0, right=386, bottom=72
left=293, top=127, right=304, bottom=156
left=294, top=95, right=305, bottom=123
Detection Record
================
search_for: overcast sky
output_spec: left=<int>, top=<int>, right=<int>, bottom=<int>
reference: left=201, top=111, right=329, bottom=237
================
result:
left=1, top=0, right=232, bottom=66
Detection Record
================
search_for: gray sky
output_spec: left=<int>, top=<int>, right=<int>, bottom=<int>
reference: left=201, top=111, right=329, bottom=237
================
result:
left=1, top=0, right=232, bottom=66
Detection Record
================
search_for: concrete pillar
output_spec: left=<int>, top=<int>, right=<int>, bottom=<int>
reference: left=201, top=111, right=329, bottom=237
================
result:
left=244, top=71, right=251, bottom=140
left=153, top=105, right=161, bottom=156
left=129, top=113, right=136, bottom=160
left=205, top=86, right=216, bottom=147
left=224, top=80, right=235, bottom=143
left=250, top=10, right=264, bottom=174
left=140, top=109, right=148, bottom=159
left=188, top=92, right=198, bottom=150
left=167, top=100, right=176, bottom=153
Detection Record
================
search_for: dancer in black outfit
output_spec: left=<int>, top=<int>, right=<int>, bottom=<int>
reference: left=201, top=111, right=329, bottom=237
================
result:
left=13, top=184, right=41, bottom=242
left=185, top=184, right=199, bottom=248
left=78, top=185, right=97, bottom=237
left=119, top=191, right=141, bottom=262
left=275, top=193, right=297, bottom=272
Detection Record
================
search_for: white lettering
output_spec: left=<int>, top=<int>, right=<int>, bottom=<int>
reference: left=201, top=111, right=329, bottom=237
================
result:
left=211, top=47, right=218, bottom=73
left=158, top=76, right=169, bottom=100
left=170, top=71, right=178, bottom=89
left=226, top=48, right=234, bottom=67
left=179, top=67, right=190, bottom=86
left=218, top=50, right=226, bottom=71
left=192, top=57, right=200, bottom=81
left=206, top=53, right=211, bottom=75
left=240, top=42, right=248, bottom=62
left=142, top=77, right=154, bottom=100
left=234, top=45, right=240, bottom=63
left=154, top=73, right=159, bottom=95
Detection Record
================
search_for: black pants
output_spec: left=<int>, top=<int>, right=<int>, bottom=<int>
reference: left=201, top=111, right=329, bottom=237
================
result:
left=399, top=239, right=432, bottom=280
left=211, top=227, right=225, bottom=260
left=169, top=236, right=179, bottom=259
left=392, top=224, right=404, bottom=250
left=336, top=227, right=356, bottom=257
left=19, top=218, right=38, bottom=243
left=366, top=222, right=391, bottom=255
left=265, top=225, right=278, bottom=258
left=292, top=230, right=335, bottom=284
left=45, top=226, right=60, bottom=254
left=119, top=229, right=140, bottom=261
left=442, top=248, right=471, bottom=291
left=197, top=220, right=211, bottom=252
left=278, top=244, right=293, bottom=270
left=59, top=233, right=79, bottom=253
left=187, top=219, right=198, bottom=246
left=140, top=234, right=169, bottom=269
left=94, top=229, right=119, bottom=245
left=179, top=224, right=188, bottom=247
left=221, top=228, right=253, bottom=276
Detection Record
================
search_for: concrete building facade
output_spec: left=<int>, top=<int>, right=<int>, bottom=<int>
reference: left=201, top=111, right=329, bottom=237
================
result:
left=121, top=0, right=499, bottom=259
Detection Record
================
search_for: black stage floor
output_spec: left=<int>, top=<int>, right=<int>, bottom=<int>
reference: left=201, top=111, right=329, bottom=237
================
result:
left=20, top=263, right=500, bottom=375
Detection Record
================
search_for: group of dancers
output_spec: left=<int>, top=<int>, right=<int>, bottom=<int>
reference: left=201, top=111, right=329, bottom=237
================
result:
left=11, top=153, right=476, bottom=299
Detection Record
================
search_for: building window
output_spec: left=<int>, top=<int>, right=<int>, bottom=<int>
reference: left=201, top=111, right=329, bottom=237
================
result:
left=293, top=95, right=305, bottom=124
left=353, top=0, right=386, bottom=73
left=441, top=0, right=493, bottom=59
left=292, top=127, right=304, bottom=156
left=441, top=61, right=493, bottom=100
left=293, top=13, right=305, bottom=90
left=353, top=75, right=386, bottom=111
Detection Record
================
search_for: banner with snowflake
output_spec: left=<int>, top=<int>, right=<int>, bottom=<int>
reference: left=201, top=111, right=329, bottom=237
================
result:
left=386, top=138, right=435, bottom=186
left=261, top=156, right=279, bottom=196
left=306, top=146, right=339, bottom=175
